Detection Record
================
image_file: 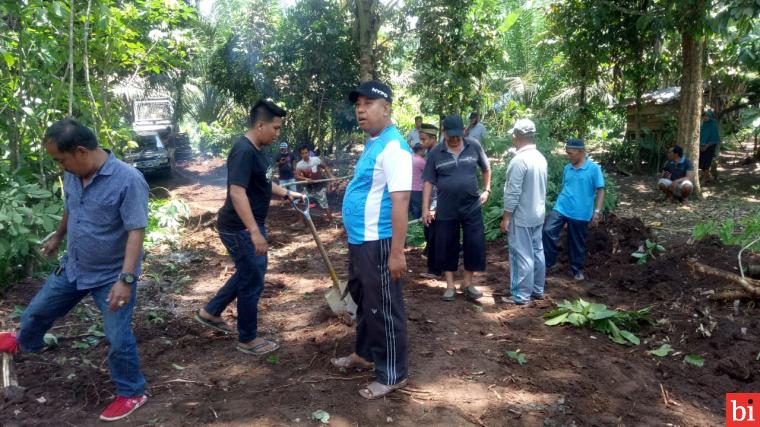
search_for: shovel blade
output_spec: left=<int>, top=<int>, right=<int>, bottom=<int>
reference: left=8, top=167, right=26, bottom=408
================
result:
left=325, top=283, right=357, bottom=318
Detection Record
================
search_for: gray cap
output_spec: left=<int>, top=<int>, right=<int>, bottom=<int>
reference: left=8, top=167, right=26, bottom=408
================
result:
left=509, top=118, right=536, bottom=136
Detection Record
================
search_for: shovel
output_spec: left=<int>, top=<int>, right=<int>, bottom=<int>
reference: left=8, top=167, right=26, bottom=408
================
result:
left=292, top=197, right=357, bottom=318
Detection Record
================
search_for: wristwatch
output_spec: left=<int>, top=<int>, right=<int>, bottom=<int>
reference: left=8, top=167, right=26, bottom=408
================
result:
left=283, top=190, right=291, bottom=200
left=118, top=272, right=137, bottom=286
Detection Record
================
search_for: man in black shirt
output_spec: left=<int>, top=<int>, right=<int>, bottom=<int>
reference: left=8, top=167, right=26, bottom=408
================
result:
left=195, top=100, right=305, bottom=355
left=275, top=142, right=296, bottom=191
left=657, top=145, right=695, bottom=202
left=422, top=115, right=491, bottom=301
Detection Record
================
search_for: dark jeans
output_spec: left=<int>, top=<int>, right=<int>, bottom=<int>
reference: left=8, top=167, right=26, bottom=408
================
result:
left=205, top=225, right=268, bottom=343
left=347, top=238, right=408, bottom=386
left=18, top=271, right=145, bottom=397
left=409, top=191, right=423, bottom=219
left=542, top=210, right=589, bottom=275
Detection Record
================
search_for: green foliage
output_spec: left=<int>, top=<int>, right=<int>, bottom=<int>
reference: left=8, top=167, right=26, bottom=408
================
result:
left=631, top=239, right=666, bottom=265
left=692, top=214, right=760, bottom=252
left=544, top=298, right=652, bottom=346
left=145, top=198, right=190, bottom=249
left=409, top=0, right=505, bottom=114
left=406, top=222, right=426, bottom=248
left=506, top=350, right=526, bottom=366
left=265, top=354, right=280, bottom=365
left=648, top=343, right=674, bottom=357
left=683, top=354, right=704, bottom=368
left=0, top=172, right=62, bottom=287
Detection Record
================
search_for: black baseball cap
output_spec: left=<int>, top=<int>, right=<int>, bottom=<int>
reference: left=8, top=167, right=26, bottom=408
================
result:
left=349, top=80, right=393, bottom=103
left=442, top=115, right=464, bottom=137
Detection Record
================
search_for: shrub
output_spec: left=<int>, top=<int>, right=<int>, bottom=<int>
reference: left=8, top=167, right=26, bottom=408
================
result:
left=0, top=172, right=62, bottom=287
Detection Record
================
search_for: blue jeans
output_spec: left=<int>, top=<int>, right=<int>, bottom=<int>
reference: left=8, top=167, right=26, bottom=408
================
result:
left=507, top=222, right=545, bottom=304
left=17, top=271, right=145, bottom=397
left=542, top=210, right=589, bottom=275
left=205, top=225, right=268, bottom=343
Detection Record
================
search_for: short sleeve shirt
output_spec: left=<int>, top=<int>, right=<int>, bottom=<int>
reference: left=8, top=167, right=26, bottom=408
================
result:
left=342, top=125, right=413, bottom=244
left=422, top=138, right=490, bottom=221
left=553, top=158, right=605, bottom=221
left=466, top=123, right=487, bottom=142
left=62, top=151, right=149, bottom=290
left=217, top=136, right=273, bottom=231
left=296, top=156, right=326, bottom=191
left=663, top=157, right=693, bottom=181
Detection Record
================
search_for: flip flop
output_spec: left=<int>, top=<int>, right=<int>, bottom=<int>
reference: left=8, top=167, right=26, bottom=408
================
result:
left=358, top=378, right=408, bottom=400
left=236, top=339, right=279, bottom=356
left=330, top=355, right=374, bottom=371
left=194, top=310, right=235, bottom=334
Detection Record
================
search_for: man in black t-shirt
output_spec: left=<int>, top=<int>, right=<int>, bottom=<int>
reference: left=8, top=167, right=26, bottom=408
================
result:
left=195, top=100, right=305, bottom=356
left=657, top=145, right=695, bottom=202
left=275, top=142, right=296, bottom=191
left=422, top=115, right=491, bottom=302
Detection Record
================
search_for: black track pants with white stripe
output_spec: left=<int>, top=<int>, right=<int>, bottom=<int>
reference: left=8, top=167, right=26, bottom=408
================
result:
left=347, top=238, right=408, bottom=386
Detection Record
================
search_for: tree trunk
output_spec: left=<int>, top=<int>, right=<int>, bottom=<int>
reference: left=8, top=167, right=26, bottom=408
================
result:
left=676, top=30, right=704, bottom=196
left=83, top=0, right=101, bottom=137
left=353, top=0, right=378, bottom=82
left=68, top=0, right=75, bottom=117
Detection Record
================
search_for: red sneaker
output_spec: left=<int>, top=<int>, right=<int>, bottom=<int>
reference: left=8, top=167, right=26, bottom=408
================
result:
left=0, top=332, right=19, bottom=354
left=99, top=395, right=147, bottom=421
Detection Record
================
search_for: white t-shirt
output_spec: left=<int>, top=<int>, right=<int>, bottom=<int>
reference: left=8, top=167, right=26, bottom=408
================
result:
left=296, top=157, right=322, bottom=177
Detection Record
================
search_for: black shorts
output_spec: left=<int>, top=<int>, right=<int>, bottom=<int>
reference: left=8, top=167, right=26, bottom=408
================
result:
left=699, top=145, right=716, bottom=170
left=430, top=212, right=486, bottom=272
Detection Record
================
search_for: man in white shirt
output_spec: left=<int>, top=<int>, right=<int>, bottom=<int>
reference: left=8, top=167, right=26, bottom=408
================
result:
left=465, top=112, right=487, bottom=142
left=407, top=115, right=422, bottom=147
left=295, top=145, right=335, bottom=223
left=500, top=118, right=547, bottom=306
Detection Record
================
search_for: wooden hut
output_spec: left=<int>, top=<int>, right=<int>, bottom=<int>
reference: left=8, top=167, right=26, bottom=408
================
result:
left=624, top=86, right=680, bottom=142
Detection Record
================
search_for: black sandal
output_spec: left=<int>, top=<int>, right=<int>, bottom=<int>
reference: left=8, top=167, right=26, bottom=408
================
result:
left=194, top=310, right=235, bottom=334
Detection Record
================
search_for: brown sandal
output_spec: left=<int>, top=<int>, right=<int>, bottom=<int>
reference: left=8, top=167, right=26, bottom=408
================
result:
left=358, top=378, right=408, bottom=400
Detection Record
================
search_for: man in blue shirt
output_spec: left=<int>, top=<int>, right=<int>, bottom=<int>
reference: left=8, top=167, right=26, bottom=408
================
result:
left=0, top=119, right=149, bottom=422
left=657, top=145, right=694, bottom=202
left=699, top=110, right=720, bottom=184
left=331, top=80, right=412, bottom=400
left=543, top=139, right=605, bottom=282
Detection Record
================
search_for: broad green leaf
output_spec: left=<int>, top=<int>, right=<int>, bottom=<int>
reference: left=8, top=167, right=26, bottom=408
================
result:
left=619, top=330, right=640, bottom=345
left=683, top=354, right=704, bottom=367
left=631, top=252, right=646, bottom=258
left=648, top=344, right=674, bottom=357
left=544, top=312, right=569, bottom=326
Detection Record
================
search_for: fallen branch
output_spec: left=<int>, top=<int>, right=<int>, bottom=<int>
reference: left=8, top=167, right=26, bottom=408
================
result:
left=688, top=261, right=760, bottom=297
left=708, top=290, right=755, bottom=301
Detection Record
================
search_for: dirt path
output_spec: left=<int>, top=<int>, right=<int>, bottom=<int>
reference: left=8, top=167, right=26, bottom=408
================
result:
left=1, top=158, right=759, bottom=426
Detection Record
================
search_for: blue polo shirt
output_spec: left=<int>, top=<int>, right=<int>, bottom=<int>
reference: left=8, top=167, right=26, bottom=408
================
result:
left=62, top=151, right=149, bottom=289
left=553, top=158, right=605, bottom=222
left=342, top=125, right=412, bottom=244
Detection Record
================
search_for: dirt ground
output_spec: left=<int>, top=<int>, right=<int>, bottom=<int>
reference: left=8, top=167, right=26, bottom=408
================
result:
left=1, top=154, right=759, bottom=426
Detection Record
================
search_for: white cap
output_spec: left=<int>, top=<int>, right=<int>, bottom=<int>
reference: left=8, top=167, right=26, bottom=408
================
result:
left=508, top=118, right=536, bottom=136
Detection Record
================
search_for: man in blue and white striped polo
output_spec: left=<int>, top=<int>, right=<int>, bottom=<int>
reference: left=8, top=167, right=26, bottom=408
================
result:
left=330, top=80, right=412, bottom=400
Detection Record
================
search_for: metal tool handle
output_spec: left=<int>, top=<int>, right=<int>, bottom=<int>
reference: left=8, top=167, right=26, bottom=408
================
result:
left=291, top=195, right=311, bottom=217
left=292, top=197, right=342, bottom=293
